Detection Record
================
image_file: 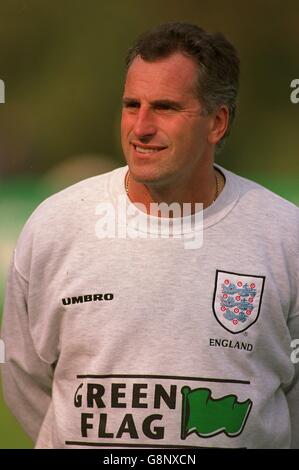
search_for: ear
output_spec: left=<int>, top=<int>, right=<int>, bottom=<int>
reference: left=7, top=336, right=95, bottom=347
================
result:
left=208, top=105, right=229, bottom=145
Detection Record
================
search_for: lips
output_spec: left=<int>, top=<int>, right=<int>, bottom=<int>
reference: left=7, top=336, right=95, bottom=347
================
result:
left=131, top=142, right=167, bottom=156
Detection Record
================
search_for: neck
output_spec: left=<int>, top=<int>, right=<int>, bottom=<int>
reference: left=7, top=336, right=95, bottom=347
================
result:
left=125, top=163, right=224, bottom=216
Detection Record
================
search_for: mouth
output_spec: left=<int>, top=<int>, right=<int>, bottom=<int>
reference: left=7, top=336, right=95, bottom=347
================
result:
left=131, top=143, right=167, bottom=157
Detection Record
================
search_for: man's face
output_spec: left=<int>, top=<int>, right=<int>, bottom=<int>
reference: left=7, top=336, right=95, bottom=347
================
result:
left=121, top=52, right=214, bottom=187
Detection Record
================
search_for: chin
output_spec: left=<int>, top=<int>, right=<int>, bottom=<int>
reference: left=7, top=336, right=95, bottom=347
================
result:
left=126, top=155, right=174, bottom=184
left=130, top=168, right=174, bottom=187
left=131, top=171, right=160, bottom=185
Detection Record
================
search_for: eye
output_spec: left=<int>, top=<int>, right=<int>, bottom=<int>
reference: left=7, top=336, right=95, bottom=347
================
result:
left=154, top=103, right=179, bottom=113
left=156, top=104, right=173, bottom=110
left=122, top=101, right=139, bottom=110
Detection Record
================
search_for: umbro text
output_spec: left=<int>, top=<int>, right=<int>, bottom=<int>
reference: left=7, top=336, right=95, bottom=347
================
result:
left=62, top=293, right=114, bottom=305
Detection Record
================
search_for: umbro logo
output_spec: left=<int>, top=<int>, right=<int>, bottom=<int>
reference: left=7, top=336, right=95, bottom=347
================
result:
left=62, top=293, right=114, bottom=306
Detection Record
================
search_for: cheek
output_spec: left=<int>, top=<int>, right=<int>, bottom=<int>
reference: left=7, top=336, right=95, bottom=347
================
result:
left=121, top=114, right=131, bottom=145
left=185, top=123, right=206, bottom=149
left=120, top=113, right=126, bottom=131
left=167, top=118, right=194, bottom=142
left=121, top=113, right=138, bottom=143
left=169, top=124, right=191, bottom=151
left=171, top=126, right=204, bottom=161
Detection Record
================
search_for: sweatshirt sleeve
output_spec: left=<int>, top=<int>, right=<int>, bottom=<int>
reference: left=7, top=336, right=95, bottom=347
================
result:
left=1, top=254, right=53, bottom=443
left=286, top=311, right=299, bottom=449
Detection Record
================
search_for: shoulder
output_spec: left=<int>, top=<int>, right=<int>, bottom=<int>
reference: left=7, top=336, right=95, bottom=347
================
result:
left=23, top=166, right=125, bottom=226
left=13, top=166, right=126, bottom=275
left=222, top=167, right=299, bottom=224
left=36, top=166, right=124, bottom=212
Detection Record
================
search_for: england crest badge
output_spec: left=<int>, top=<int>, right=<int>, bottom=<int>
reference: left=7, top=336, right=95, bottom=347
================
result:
left=212, top=270, right=265, bottom=334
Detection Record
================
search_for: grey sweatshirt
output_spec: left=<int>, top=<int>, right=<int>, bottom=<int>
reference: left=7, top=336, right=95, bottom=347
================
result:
left=1, top=165, right=299, bottom=448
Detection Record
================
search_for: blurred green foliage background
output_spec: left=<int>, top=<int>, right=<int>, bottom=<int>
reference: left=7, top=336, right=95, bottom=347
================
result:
left=0, top=0, right=298, bottom=448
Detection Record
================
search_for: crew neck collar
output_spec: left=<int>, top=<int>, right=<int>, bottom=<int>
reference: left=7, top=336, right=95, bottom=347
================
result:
left=108, top=164, right=240, bottom=235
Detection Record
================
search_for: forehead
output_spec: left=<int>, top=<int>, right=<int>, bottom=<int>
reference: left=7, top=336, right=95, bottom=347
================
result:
left=124, top=53, right=198, bottom=99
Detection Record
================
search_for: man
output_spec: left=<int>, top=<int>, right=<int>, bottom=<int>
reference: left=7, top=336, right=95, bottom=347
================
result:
left=1, top=23, right=299, bottom=449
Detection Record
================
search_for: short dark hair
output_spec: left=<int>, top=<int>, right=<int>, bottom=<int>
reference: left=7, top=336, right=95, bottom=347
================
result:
left=125, top=22, right=240, bottom=151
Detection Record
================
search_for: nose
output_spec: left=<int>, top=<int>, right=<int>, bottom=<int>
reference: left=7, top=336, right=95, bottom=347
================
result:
left=133, top=106, right=157, bottom=140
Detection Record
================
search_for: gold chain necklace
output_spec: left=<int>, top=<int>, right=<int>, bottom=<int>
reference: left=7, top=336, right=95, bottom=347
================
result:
left=125, top=171, right=130, bottom=194
left=125, top=169, right=223, bottom=204
left=214, top=169, right=221, bottom=202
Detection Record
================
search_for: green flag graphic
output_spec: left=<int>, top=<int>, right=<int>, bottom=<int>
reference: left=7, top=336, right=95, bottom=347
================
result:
left=181, top=387, right=252, bottom=439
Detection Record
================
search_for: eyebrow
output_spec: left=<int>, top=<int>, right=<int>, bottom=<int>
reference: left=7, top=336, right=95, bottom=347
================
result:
left=122, top=97, right=183, bottom=110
